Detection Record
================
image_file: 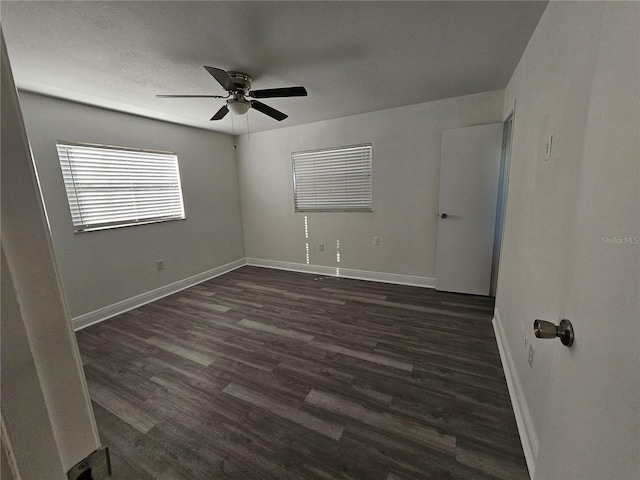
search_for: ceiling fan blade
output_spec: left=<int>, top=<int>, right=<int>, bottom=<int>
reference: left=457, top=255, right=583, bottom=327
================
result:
left=251, top=101, right=288, bottom=121
left=249, top=86, right=307, bottom=99
left=210, top=104, right=229, bottom=121
left=156, top=94, right=227, bottom=98
left=204, top=66, right=237, bottom=91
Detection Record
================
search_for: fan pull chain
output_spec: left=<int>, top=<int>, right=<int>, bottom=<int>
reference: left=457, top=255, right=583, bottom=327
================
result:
left=231, top=111, right=236, bottom=137
left=230, top=112, right=237, bottom=151
left=246, top=110, right=251, bottom=142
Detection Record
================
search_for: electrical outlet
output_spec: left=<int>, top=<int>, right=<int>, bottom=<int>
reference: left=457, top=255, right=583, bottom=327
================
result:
left=528, top=345, right=535, bottom=368
left=373, top=236, right=380, bottom=246
left=156, top=260, right=165, bottom=271
left=319, top=243, right=325, bottom=252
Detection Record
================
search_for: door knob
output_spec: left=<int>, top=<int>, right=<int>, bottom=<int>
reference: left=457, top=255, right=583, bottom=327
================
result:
left=533, top=319, right=574, bottom=347
left=440, top=213, right=448, bottom=219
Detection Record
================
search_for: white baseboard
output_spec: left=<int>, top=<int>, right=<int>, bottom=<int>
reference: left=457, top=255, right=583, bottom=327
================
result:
left=493, top=310, right=537, bottom=479
left=72, top=258, right=434, bottom=331
left=72, top=258, right=247, bottom=331
left=245, top=258, right=436, bottom=288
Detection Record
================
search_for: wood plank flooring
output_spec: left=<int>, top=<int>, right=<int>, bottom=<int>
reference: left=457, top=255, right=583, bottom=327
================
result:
left=76, top=266, right=528, bottom=479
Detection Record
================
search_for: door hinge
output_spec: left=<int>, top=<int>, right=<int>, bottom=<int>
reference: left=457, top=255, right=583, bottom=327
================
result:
left=67, top=447, right=111, bottom=480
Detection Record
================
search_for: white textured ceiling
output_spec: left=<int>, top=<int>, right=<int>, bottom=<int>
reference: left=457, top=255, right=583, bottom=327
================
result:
left=2, top=1, right=546, bottom=135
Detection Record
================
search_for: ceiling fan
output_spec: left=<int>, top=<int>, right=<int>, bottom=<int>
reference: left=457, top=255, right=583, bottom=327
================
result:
left=157, top=66, right=307, bottom=121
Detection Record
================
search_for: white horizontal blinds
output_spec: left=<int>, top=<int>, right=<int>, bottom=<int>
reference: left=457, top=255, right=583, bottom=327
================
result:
left=56, top=142, right=185, bottom=231
left=293, top=144, right=372, bottom=211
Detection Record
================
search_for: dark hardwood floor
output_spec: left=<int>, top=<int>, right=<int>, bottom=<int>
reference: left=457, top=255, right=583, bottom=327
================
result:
left=76, top=266, right=528, bottom=479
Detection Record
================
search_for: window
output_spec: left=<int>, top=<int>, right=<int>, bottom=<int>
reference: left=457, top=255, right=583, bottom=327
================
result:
left=292, top=144, right=372, bottom=212
left=56, top=141, right=185, bottom=232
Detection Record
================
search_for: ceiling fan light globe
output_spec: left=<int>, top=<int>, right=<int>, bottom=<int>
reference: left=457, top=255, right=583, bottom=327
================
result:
left=227, top=99, right=250, bottom=115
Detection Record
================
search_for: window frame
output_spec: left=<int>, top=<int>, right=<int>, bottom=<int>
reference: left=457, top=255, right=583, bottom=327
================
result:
left=291, top=143, right=373, bottom=213
left=56, top=140, right=186, bottom=233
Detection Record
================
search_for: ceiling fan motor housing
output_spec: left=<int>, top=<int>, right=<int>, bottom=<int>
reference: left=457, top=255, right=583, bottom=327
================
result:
left=227, top=72, right=252, bottom=93
left=226, top=72, right=253, bottom=115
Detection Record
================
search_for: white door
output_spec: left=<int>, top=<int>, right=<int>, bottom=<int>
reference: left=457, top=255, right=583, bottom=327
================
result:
left=435, top=123, right=503, bottom=295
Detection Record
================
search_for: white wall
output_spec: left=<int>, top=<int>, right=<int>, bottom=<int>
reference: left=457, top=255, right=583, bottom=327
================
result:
left=18, top=92, right=245, bottom=320
left=495, top=2, right=639, bottom=478
left=237, top=91, right=504, bottom=281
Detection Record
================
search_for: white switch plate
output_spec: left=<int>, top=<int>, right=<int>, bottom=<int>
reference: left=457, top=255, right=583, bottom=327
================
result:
left=373, top=236, right=380, bottom=246
left=156, top=260, right=164, bottom=271
left=318, top=243, right=325, bottom=252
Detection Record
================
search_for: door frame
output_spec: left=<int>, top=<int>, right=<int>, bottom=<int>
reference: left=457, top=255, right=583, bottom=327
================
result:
left=490, top=104, right=516, bottom=297
left=1, top=32, right=101, bottom=479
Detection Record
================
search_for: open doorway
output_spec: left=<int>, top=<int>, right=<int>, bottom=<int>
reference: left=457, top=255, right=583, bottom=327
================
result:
left=490, top=113, right=514, bottom=297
